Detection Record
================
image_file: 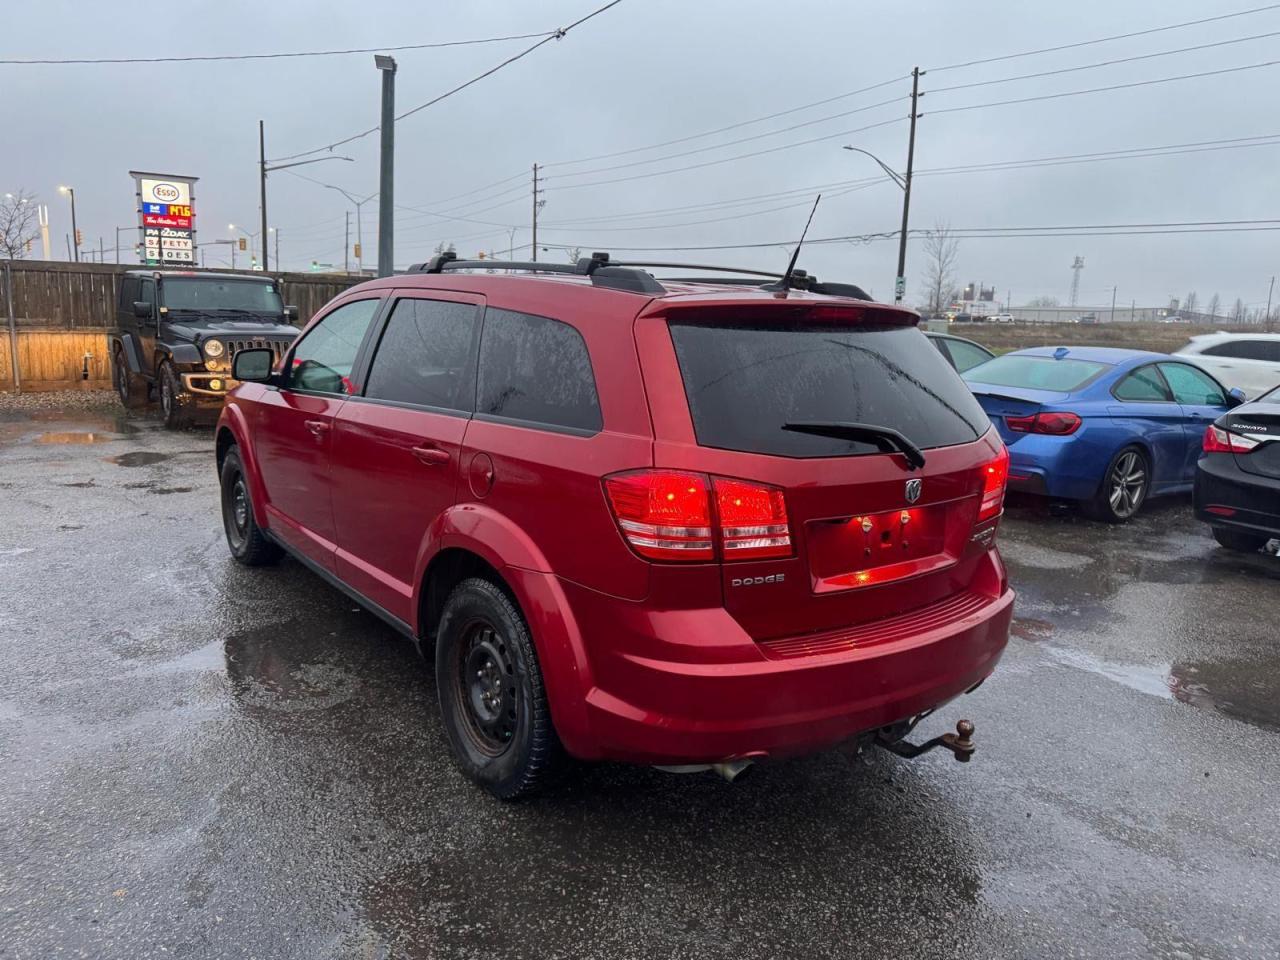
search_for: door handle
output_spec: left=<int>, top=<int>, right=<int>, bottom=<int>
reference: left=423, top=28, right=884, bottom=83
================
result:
left=304, top=419, right=330, bottom=438
left=412, top=444, right=451, bottom=466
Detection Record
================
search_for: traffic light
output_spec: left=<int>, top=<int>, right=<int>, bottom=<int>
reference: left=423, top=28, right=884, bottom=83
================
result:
left=477, top=251, right=486, bottom=260
left=25, top=239, right=33, bottom=254
left=74, top=229, right=83, bottom=246
left=352, top=242, right=361, bottom=259
left=238, top=237, right=247, bottom=252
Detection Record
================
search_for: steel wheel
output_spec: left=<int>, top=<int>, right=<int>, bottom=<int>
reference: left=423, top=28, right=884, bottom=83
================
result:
left=1107, top=450, right=1147, bottom=519
left=225, top=476, right=250, bottom=552
left=455, top=620, right=519, bottom=757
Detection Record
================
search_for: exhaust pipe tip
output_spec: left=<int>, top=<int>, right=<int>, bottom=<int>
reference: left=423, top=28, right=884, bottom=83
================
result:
left=710, top=759, right=754, bottom=783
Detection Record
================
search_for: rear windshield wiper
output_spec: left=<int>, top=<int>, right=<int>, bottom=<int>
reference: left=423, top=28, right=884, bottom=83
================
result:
left=782, top=421, right=927, bottom=470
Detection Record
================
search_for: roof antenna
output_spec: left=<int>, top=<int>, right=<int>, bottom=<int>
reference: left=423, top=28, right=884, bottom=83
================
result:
left=778, top=194, right=821, bottom=291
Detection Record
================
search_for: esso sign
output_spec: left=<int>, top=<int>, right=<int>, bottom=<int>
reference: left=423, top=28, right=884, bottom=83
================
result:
left=151, top=183, right=181, bottom=202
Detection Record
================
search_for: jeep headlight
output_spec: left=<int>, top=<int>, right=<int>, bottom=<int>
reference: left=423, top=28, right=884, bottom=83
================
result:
left=203, top=338, right=225, bottom=358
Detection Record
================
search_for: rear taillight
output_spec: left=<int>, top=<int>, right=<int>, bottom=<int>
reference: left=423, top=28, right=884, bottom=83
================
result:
left=713, top=477, right=792, bottom=559
left=604, top=470, right=791, bottom=562
left=603, top=470, right=713, bottom=561
left=1203, top=424, right=1258, bottom=454
left=978, top=445, right=1010, bottom=522
left=1005, top=411, right=1082, bottom=435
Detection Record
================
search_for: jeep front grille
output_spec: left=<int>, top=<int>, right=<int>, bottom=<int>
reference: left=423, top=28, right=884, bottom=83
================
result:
left=226, top=339, right=289, bottom=362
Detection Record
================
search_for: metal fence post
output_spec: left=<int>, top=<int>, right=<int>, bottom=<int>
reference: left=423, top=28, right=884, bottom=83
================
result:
left=4, top=260, right=21, bottom=393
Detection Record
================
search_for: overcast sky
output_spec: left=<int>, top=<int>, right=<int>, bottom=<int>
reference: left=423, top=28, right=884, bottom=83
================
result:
left=5, top=0, right=1279, bottom=309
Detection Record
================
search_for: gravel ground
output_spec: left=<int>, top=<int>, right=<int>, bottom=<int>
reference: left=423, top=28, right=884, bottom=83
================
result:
left=0, top=388, right=119, bottom=412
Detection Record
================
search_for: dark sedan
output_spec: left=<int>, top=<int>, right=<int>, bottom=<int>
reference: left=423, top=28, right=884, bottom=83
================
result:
left=1194, top=384, right=1280, bottom=552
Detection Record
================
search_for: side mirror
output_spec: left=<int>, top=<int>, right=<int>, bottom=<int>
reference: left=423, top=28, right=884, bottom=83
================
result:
left=283, top=305, right=299, bottom=322
left=133, top=300, right=153, bottom=321
left=1226, top=387, right=1247, bottom=407
left=232, top=348, right=275, bottom=383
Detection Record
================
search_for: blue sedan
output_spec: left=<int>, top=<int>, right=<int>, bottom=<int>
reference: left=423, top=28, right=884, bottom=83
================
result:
left=962, top=347, right=1245, bottom=522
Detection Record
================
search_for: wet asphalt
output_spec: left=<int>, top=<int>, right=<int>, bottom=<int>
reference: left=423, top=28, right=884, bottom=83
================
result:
left=1, top=403, right=1278, bottom=960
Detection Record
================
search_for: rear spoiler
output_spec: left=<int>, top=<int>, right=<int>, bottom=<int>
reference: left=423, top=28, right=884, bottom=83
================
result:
left=637, top=296, right=919, bottom=327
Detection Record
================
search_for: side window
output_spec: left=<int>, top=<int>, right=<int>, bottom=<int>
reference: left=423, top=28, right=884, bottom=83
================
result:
left=946, top=339, right=993, bottom=373
left=1203, top=340, right=1274, bottom=361
left=927, top=336, right=956, bottom=369
left=1159, top=362, right=1226, bottom=406
left=364, top=298, right=478, bottom=411
left=289, top=298, right=381, bottom=395
left=476, top=308, right=602, bottom=432
left=119, top=276, right=139, bottom=310
left=1113, top=366, right=1170, bottom=402
left=139, top=279, right=155, bottom=308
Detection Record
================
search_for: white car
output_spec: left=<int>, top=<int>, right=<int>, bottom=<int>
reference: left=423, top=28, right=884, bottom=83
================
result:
left=1175, top=332, right=1280, bottom=399
left=988, top=313, right=1015, bottom=323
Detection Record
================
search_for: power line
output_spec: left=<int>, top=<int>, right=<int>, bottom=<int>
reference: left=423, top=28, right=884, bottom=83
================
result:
left=542, top=74, right=908, bottom=168
left=270, top=0, right=627, bottom=162
left=929, top=29, right=1280, bottom=95
left=930, top=2, right=1280, bottom=72
left=926, top=59, right=1280, bottom=117
left=0, top=30, right=562, bottom=65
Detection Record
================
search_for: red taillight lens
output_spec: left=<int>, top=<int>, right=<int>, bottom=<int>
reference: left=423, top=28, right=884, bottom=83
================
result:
left=1005, top=411, right=1082, bottom=435
left=604, top=471, right=792, bottom=562
left=604, top=470, right=713, bottom=561
left=1203, top=424, right=1258, bottom=454
left=979, top=445, right=1010, bottom=522
left=713, top=477, right=792, bottom=559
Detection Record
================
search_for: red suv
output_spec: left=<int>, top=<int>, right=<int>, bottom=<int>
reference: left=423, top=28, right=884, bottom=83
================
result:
left=216, top=253, right=1013, bottom=798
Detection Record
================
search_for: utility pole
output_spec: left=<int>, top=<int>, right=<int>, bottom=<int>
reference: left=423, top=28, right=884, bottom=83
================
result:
left=38, top=205, right=51, bottom=261
left=508, top=226, right=517, bottom=260
left=1131, top=299, right=1136, bottom=322
left=1267, top=275, right=1275, bottom=332
left=375, top=54, right=397, bottom=277
left=259, top=120, right=269, bottom=272
left=98, top=237, right=104, bottom=263
left=274, top=228, right=279, bottom=269
left=894, top=66, right=923, bottom=304
left=1110, top=285, right=1117, bottom=323
left=1069, top=256, right=1084, bottom=307
left=59, top=186, right=79, bottom=262
left=531, top=163, right=542, bottom=262
left=65, top=234, right=71, bottom=261
left=344, top=211, right=350, bottom=274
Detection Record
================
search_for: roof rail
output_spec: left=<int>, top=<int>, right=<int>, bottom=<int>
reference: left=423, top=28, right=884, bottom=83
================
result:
left=404, top=250, right=872, bottom=301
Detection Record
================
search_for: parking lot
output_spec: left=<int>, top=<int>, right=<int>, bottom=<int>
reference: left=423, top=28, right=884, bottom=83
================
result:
left=2, top=398, right=1278, bottom=960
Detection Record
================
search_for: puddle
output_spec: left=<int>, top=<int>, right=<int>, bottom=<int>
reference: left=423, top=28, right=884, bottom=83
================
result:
left=1011, top=616, right=1055, bottom=641
left=1169, top=660, right=1280, bottom=732
left=34, top=431, right=114, bottom=445
left=61, top=479, right=96, bottom=488
left=149, top=486, right=193, bottom=495
left=105, top=451, right=170, bottom=467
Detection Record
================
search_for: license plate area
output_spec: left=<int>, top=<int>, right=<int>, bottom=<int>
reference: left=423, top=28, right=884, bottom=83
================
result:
left=807, top=504, right=957, bottom=592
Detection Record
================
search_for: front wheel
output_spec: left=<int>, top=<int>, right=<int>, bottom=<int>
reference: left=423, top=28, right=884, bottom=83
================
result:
left=1211, top=527, right=1270, bottom=553
left=219, top=447, right=281, bottom=566
left=1085, top=446, right=1149, bottom=523
left=435, top=578, right=561, bottom=800
left=158, top=361, right=192, bottom=430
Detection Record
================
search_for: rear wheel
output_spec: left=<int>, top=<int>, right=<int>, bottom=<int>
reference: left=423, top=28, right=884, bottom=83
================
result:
left=436, top=578, right=560, bottom=800
left=113, top=346, right=147, bottom=409
left=1085, top=446, right=1149, bottom=523
left=219, top=447, right=281, bottom=566
left=1211, top=527, right=1270, bottom=553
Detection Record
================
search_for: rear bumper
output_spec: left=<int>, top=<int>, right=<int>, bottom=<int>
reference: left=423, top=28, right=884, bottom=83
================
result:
left=1004, top=434, right=1099, bottom=501
left=551, top=572, right=1013, bottom=765
left=1194, top=455, right=1280, bottom=536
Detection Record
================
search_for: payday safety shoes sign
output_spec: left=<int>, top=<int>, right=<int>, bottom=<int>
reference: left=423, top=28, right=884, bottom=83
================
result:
left=129, top=171, right=199, bottom=265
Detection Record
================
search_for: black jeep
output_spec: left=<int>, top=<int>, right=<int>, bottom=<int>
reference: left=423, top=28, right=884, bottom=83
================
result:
left=110, top=271, right=300, bottom=428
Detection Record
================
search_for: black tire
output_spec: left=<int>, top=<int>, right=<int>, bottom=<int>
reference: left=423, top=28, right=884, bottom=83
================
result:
left=1211, top=526, right=1270, bottom=553
left=1085, top=445, right=1150, bottom=523
left=158, top=361, right=193, bottom=430
left=112, top=345, right=147, bottom=409
left=219, top=447, right=282, bottom=566
left=435, top=577, right=560, bottom=800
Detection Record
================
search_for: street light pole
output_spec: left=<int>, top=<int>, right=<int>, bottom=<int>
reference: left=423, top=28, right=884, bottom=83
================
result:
left=58, top=186, right=79, bottom=262
left=895, top=67, right=922, bottom=304
left=375, top=55, right=397, bottom=278
left=259, top=120, right=269, bottom=271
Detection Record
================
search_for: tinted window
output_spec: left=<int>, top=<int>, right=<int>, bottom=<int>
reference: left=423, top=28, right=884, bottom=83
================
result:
left=477, top=309, right=601, bottom=432
left=119, top=276, right=139, bottom=309
left=139, top=279, right=155, bottom=306
left=365, top=298, right=478, bottom=411
left=964, top=355, right=1108, bottom=392
left=669, top=322, right=986, bottom=458
left=290, top=298, right=381, bottom=395
left=945, top=338, right=994, bottom=373
left=1159, top=362, right=1225, bottom=406
left=1113, top=366, right=1170, bottom=401
left=162, top=278, right=282, bottom=313
left=1202, top=340, right=1280, bottom=361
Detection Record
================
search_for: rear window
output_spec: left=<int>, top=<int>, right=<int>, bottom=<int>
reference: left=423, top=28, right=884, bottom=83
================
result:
left=964, top=355, right=1108, bottom=392
left=668, top=321, right=988, bottom=458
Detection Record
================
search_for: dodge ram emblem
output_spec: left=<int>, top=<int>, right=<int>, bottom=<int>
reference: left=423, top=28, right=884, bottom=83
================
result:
left=905, top=478, right=922, bottom=504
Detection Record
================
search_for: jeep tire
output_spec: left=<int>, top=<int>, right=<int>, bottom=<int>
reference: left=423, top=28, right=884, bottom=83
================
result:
left=158, top=360, right=193, bottom=430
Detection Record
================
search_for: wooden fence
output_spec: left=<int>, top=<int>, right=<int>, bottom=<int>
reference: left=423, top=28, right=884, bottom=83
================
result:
left=2, top=260, right=362, bottom=392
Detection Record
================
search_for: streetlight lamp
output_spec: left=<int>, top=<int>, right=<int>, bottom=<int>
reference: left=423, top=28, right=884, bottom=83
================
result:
left=843, top=145, right=912, bottom=304
left=256, top=118, right=354, bottom=272
left=323, top=185, right=377, bottom=275
left=228, top=223, right=261, bottom=269
left=58, top=185, right=79, bottom=262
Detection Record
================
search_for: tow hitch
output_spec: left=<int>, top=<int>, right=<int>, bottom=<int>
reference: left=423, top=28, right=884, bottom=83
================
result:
left=875, top=719, right=976, bottom=763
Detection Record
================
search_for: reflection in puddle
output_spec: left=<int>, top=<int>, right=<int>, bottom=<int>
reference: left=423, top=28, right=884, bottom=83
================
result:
left=105, top=451, right=170, bottom=467
left=1169, top=661, right=1280, bottom=732
left=35, top=431, right=112, bottom=444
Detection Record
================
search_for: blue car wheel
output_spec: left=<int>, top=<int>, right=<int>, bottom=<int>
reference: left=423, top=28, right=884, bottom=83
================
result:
left=1085, top=445, right=1150, bottom=523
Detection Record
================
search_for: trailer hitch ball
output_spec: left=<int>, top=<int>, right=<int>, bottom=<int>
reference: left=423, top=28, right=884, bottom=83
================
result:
left=875, top=719, right=977, bottom=762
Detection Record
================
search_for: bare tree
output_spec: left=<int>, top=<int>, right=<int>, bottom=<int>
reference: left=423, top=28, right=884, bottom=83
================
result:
left=1231, top=297, right=1247, bottom=322
left=1206, top=292, right=1221, bottom=319
left=431, top=240, right=456, bottom=256
left=0, top=189, right=39, bottom=259
left=564, top=246, right=582, bottom=264
left=919, top=222, right=959, bottom=314
left=1183, top=291, right=1199, bottom=316
left=1027, top=295, right=1060, bottom=307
